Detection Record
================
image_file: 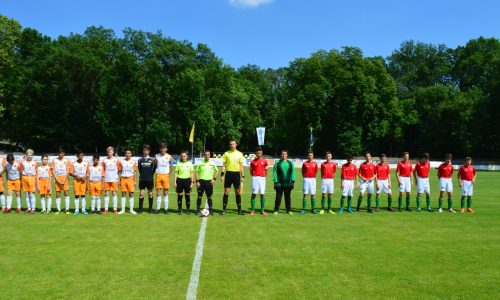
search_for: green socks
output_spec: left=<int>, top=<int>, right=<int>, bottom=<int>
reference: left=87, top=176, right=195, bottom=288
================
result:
left=357, top=195, right=362, bottom=209
left=367, top=196, right=372, bottom=209
left=327, top=197, right=332, bottom=210
left=406, top=196, right=411, bottom=209
left=426, top=195, right=431, bottom=209
left=416, top=196, right=421, bottom=209
left=311, top=198, right=316, bottom=210
left=439, top=198, right=443, bottom=209
left=347, top=196, right=352, bottom=209
left=461, top=196, right=465, bottom=209
left=260, top=197, right=266, bottom=211
left=340, top=196, right=345, bottom=209
left=388, top=195, right=392, bottom=208
left=250, top=196, right=256, bottom=211
left=448, top=198, right=453, bottom=210
left=398, top=196, right=403, bottom=209
left=467, top=197, right=472, bottom=209
left=302, top=198, right=307, bottom=210
left=321, top=197, right=326, bottom=209
left=375, top=196, right=380, bottom=209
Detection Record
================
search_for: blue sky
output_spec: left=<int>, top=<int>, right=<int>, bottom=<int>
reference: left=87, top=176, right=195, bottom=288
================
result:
left=2, top=0, right=499, bottom=69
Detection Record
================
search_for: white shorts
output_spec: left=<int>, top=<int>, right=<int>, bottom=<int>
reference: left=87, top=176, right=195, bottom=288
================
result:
left=303, top=178, right=317, bottom=195
left=251, top=176, right=266, bottom=195
left=359, top=180, right=375, bottom=194
left=461, top=180, right=473, bottom=196
left=342, top=179, right=355, bottom=197
left=439, top=178, right=453, bottom=192
left=399, top=177, right=411, bottom=193
left=376, top=179, right=392, bottom=194
left=416, top=177, right=430, bottom=194
left=321, top=178, right=334, bottom=194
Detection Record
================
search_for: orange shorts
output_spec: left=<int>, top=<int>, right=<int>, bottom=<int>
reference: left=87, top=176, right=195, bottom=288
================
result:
left=104, top=181, right=118, bottom=192
left=55, top=175, right=69, bottom=192
left=74, top=179, right=87, bottom=196
left=120, top=177, right=135, bottom=193
left=38, top=178, right=50, bottom=195
left=8, top=179, right=21, bottom=192
left=156, top=174, right=170, bottom=190
left=89, top=181, right=102, bottom=197
left=22, top=176, right=36, bottom=193
left=0, top=178, right=4, bottom=193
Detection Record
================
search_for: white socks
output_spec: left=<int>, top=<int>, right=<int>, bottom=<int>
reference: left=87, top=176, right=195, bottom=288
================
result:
left=47, top=198, right=52, bottom=211
left=121, top=197, right=126, bottom=210
left=29, top=193, right=35, bottom=210
left=56, top=198, right=61, bottom=211
left=41, top=196, right=46, bottom=211
left=129, top=198, right=135, bottom=212
left=164, top=194, right=169, bottom=210
left=7, top=196, right=12, bottom=209
left=74, top=197, right=80, bottom=211
left=112, top=195, right=117, bottom=210
left=0, top=194, right=5, bottom=209
left=104, top=196, right=109, bottom=210
left=81, top=197, right=86, bottom=211
left=26, top=194, right=32, bottom=211
left=96, top=197, right=101, bottom=211
left=65, top=196, right=70, bottom=211
left=16, top=197, right=21, bottom=209
left=157, top=195, right=162, bottom=210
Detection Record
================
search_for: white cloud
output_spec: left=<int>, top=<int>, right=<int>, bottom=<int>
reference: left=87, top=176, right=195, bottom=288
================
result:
left=229, top=0, right=274, bottom=8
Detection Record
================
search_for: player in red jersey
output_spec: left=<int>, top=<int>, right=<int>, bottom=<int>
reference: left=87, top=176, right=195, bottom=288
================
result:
left=338, top=155, right=358, bottom=214
left=413, top=153, right=433, bottom=212
left=396, top=152, right=413, bottom=212
left=320, top=151, right=337, bottom=214
left=437, top=153, right=455, bottom=213
left=375, top=154, right=393, bottom=211
left=356, top=152, right=376, bottom=213
left=301, top=151, right=319, bottom=214
left=249, top=147, right=269, bottom=215
left=457, top=157, right=477, bottom=213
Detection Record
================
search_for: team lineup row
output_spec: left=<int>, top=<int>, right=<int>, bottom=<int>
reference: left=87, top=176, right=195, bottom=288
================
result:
left=0, top=140, right=478, bottom=216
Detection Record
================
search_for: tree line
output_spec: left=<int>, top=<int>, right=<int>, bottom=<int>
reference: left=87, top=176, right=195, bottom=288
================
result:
left=1, top=15, right=499, bottom=158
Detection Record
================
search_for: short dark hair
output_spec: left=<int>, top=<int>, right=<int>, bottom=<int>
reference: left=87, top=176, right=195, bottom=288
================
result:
left=421, top=153, right=430, bottom=159
left=58, top=148, right=65, bottom=154
left=124, top=147, right=132, bottom=153
left=364, top=151, right=371, bottom=156
left=160, top=143, right=167, bottom=149
left=402, top=151, right=409, bottom=156
left=77, top=150, right=85, bottom=155
left=346, top=154, right=354, bottom=160
left=93, top=154, right=100, bottom=160
left=143, top=144, right=150, bottom=150
left=281, top=149, right=288, bottom=154
left=6, top=153, right=14, bottom=162
left=204, top=150, right=211, bottom=155
left=445, top=153, right=453, bottom=159
left=325, top=151, right=332, bottom=156
left=306, top=151, right=313, bottom=155
left=41, top=154, right=48, bottom=159
left=255, top=147, right=263, bottom=152
left=380, top=153, right=387, bottom=158
left=229, top=139, right=237, bottom=144
left=465, top=156, right=472, bottom=161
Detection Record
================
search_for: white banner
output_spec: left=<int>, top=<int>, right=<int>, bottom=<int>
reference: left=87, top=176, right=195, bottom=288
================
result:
left=256, top=127, right=265, bottom=145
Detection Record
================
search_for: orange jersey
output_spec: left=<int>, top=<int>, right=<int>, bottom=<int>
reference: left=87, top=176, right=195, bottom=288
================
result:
left=20, top=160, right=38, bottom=176
left=103, top=157, right=121, bottom=182
left=71, top=160, right=89, bottom=179
left=119, top=158, right=137, bottom=178
left=37, top=165, right=51, bottom=179
left=88, top=165, right=104, bottom=182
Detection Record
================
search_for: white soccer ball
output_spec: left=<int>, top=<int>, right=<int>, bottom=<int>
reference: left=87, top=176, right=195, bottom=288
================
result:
left=201, top=208, right=210, bottom=217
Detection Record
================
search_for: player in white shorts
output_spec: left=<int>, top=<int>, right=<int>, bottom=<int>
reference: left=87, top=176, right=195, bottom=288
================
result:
left=457, top=157, right=477, bottom=213
left=396, top=152, right=413, bottom=212
left=375, top=154, right=393, bottom=211
left=249, top=147, right=269, bottom=215
left=301, top=151, right=319, bottom=214
left=413, top=153, right=432, bottom=212
left=437, top=153, right=455, bottom=213
left=339, top=155, right=358, bottom=214
left=320, top=151, right=337, bottom=214
left=356, top=152, right=377, bottom=213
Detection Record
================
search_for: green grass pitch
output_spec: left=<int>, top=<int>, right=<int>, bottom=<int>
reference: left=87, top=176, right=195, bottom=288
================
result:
left=0, top=169, right=499, bottom=299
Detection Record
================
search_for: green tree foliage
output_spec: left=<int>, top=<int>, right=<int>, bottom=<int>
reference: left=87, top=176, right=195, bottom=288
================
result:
left=1, top=15, right=498, bottom=158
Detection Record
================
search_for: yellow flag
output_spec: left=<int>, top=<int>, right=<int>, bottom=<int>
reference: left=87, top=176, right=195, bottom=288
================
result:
left=189, top=123, right=195, bottom=143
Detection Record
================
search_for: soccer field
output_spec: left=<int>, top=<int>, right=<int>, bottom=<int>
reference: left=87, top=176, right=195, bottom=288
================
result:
left=0, top=169, right=499, bottom=299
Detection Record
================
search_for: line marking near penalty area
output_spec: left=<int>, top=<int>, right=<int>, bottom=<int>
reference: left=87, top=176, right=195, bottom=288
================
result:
left=186, top=205, right=208, bottom=300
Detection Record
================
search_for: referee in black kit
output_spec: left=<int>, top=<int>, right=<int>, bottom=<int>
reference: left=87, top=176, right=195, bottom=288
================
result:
left=137, top=144, right=156, bottom=213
